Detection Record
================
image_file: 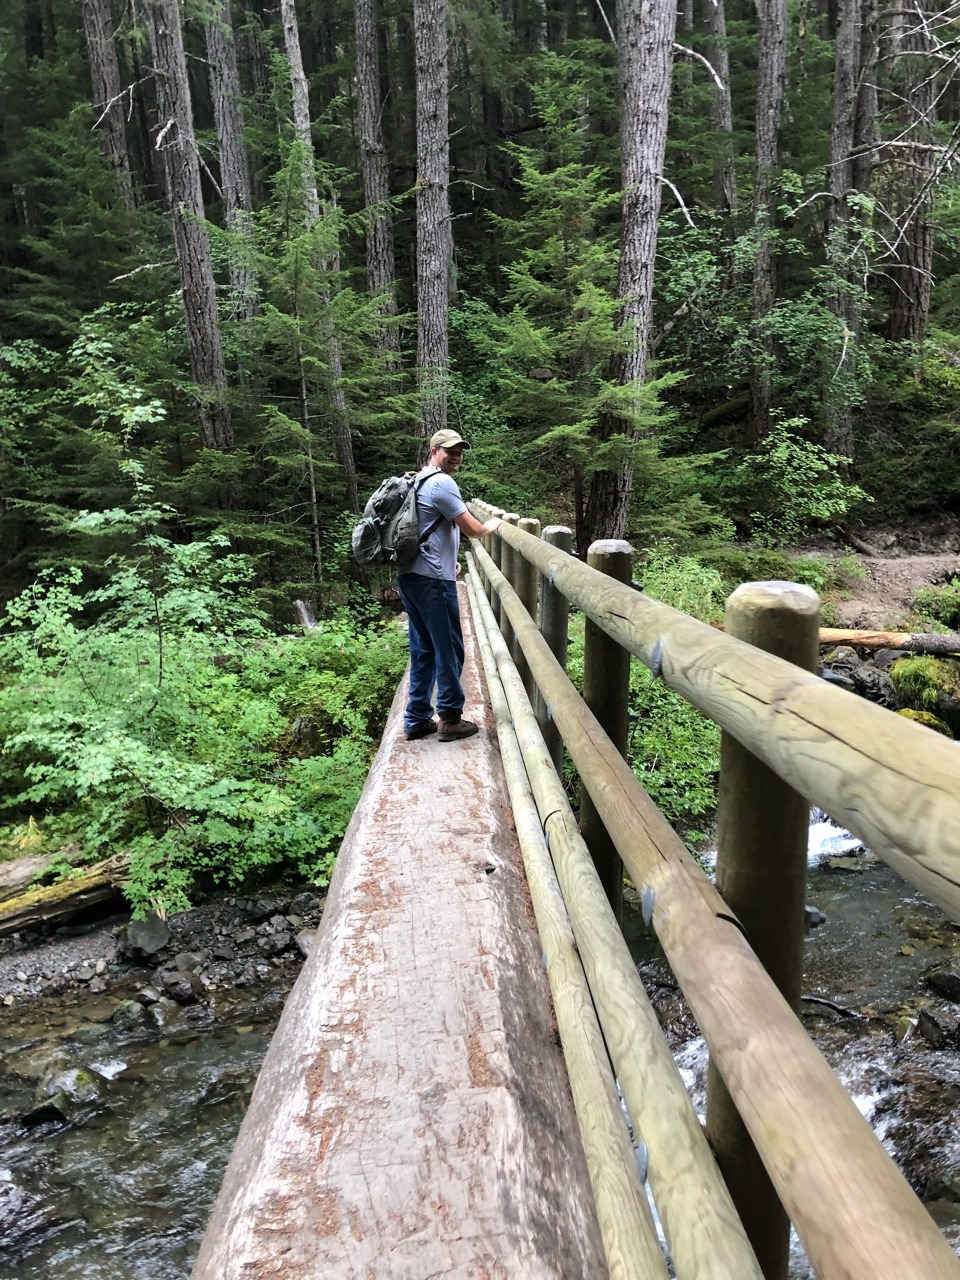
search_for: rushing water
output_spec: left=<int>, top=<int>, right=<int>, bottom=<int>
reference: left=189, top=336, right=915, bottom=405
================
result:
left=0, top=979, right=290, bottom=1279
left=1, top=815, right=958, bottom=1277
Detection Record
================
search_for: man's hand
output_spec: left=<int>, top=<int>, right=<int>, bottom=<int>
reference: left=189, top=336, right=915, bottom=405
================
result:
left=455, top=511, right=503, bottom=539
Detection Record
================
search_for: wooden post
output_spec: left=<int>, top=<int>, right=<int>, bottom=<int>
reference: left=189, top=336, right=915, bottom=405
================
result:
left=499, top=512, right=520, bottom=662
left=539, top=526, right=573, bottom=775
left=485, top=507, right=504, bottom=605
left=580, top=540, right=633, bottom=919
left=706, top=580, right=820, bottom=1280
left=516, top=518, right=541, bottom=701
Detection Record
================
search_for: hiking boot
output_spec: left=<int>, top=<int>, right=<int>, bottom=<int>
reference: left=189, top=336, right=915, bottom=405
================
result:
left=437, top=717, right=479, bottom=742
left=404, top=719, right=438, bottom=741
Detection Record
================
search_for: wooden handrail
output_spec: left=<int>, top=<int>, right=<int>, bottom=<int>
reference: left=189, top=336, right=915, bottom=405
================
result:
left=467, top=558, right=764, bottom=1280
left=474, top=510, right=960, bottom=920
left=469, top=535, right=960, bottom=1280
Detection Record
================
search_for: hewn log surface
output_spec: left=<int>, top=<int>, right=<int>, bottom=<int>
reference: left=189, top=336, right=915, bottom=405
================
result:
left=192, top=587, right=607, bottom=1280
left=476, top=515, right=960, bottom=920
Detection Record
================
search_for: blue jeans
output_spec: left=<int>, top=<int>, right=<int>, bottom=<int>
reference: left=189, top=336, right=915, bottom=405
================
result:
left=396, top=573, right=464, bottom=730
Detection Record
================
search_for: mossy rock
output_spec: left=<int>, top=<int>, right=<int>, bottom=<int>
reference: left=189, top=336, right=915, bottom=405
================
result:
left=890, top=656, right=960, bottom=733
left=896, top=708, right=955, bottom=738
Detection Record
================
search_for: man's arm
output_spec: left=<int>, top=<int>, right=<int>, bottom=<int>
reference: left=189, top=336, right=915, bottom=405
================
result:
left=454, top=511, right=502, bottom=539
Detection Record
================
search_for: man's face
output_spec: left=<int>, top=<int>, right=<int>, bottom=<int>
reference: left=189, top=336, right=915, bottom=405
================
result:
left=434, top=445, right=464, bottom=475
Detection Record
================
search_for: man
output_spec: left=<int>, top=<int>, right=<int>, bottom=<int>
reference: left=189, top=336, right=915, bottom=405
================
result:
left=397, top=428, right=502, bottom=742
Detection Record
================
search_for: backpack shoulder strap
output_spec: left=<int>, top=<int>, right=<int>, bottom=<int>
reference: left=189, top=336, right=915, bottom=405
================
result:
left=413, top=467, right=447, bottom=545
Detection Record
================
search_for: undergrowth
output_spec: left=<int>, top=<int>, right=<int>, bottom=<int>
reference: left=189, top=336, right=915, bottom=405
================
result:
left=0, top=537, right=407, bottom=917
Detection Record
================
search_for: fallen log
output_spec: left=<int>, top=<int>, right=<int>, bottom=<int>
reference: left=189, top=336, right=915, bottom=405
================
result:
left=0, top=853, right=130, bottom=936
left=818, top=628, right=960, bottom=656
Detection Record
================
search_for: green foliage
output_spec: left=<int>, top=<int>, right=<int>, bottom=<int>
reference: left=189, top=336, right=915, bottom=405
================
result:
left=718, top=419, right=872, bottom=544
left=912, top=578, right=960, bottom=630
left=0, top=540, right=407, bottom=916
left=566, top=552, right=722, bottom=832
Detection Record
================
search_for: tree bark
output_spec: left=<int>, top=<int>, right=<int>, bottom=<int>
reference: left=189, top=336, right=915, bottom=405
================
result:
left=881, top=8, right=936, bottom=345
left=145, top=0, right=234, bottom=456
left=748, top=0, right=788, bottom=442
left=703, top=0, right=736, bottom=216
left=583, top=0, right=676, bottom=545
left=205, top=0, right=259, bottom=319
left=414, top=0, right=451, bottom=442
left=355, top=0, right=401, bottom=369
left=280, top=0, right=359, bottom=511
left=81, top=0, right=136, bottom=211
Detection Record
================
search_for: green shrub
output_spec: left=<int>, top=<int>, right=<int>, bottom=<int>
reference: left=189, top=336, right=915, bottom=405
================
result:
left=913, top=578, right=960, bottom=630
left=0, top=542, right=408, bottom=916
left=720, top=419, right=872, bottom=544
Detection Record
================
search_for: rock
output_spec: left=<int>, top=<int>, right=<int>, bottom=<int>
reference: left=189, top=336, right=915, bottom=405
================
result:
left=917, top=1007, right=960, bottom=1047
left=76, top=965, right=96, bottom=983
left=258, top=931, right=292, bottom=956
left=822, top=646, right=862, bottom=673
left=926, top=963, right=960, bottom=1003
left=295, top=929, right=317, bottom=957
left=245, top=895, right=290, bottom=923
left=122, top=914, right=171, bottom=958
left=212, top=944, right=235, bottom=961
left=873, top=649, right=902, bottom=672
left=289, top=892, right=321, bottom=918
left=234, top=928, right=256, bottom=945
left=159, top=969, right=205, bottom=1003
left=136, top=984, right=162, bottom=1005
left=111, top=1000, right=144, bottom=1030
left=173, top=951, right=205, bottom=974
left=88, top=976, right=107, bottom=994
left=850, top=664, right=900, bottom=710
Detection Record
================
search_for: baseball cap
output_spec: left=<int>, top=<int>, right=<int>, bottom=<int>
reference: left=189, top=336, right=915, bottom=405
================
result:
left=429, top=429, right=470, bottom=450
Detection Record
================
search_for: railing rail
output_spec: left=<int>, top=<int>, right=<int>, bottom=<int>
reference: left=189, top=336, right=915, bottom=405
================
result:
left=473, top=506, right=960, bottom=918
left=467, top=503, right=960, bottom=1280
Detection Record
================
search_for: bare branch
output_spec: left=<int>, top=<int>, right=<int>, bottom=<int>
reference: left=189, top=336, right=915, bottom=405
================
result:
left=673, top=42, right=725, bottom=91
left=659, top=175, right=696, bottom=227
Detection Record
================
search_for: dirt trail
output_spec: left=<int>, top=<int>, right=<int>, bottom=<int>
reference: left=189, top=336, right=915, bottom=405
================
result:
left=832, top=552, right=960, bottom=629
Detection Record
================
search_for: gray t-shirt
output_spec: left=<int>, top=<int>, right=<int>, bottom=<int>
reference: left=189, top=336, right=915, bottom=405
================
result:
left=400, top=468, right=466, bottom=580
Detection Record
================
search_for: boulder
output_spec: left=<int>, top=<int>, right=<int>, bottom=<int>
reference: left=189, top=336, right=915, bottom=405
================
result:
left=122, top=914, right=171, bottom=958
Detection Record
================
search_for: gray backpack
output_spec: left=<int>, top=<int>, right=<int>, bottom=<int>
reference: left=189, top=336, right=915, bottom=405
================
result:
left=351, top=467, right=444, bottom=568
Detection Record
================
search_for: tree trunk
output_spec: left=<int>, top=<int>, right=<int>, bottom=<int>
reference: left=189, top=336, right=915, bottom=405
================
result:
left=822, top=0, right=860, bottom=459
left=414, top=0, right=451, bottom=442
left=205, top=0, right=259, bottom=320
left=355, top=0, right=401, bottom=369
left=280, top=0, right=359, bottom=511
left=748, top=0, right=788, bottom=442
left=703, top=0, right=736, bottom=216
left=881, top=9, right=936, bottom=345
left=81, top=0, right=136, bottom=211
left=583, top=0, right=676, bottom=545
left=145, top=0, right=234, bottom=456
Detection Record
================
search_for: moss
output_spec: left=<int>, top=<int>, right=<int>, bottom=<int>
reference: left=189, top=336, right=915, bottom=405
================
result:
left=890, top=656, right=960, bottom=733
left=897, top=708, right=954, bottom=738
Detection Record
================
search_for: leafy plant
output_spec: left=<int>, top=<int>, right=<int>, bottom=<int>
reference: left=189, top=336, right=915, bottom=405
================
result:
left=0, top=539, right=407, bottom=917
left=913, top=578, right=960, bottom=630
left=720, top=419, right=873, bottom=545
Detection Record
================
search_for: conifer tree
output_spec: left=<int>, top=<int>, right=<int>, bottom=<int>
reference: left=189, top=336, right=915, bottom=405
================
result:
left=355, top=0, right=401, bottom=368
left=584, top=0, right=676, bottom=544
left=414, top=0, right=451, bottom=440
left=204, top=0, right=259, bottom=319
left=81, top=0, right=136, bottom=212
left=144, top=0, right=234, bottom=456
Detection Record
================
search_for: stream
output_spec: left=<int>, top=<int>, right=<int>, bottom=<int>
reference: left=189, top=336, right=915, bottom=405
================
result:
left=1, top=816, right=959, bottom=1277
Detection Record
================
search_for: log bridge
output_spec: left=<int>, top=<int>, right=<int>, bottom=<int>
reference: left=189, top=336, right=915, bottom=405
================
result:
left=193, top=510, right=960, bottom=1280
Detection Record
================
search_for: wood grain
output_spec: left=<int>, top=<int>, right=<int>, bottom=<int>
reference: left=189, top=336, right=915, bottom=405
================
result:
left=192, top=588, right=607, bottom=1279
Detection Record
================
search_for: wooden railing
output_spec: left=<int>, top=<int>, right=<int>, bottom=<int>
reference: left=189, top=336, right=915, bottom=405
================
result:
left=466, top=501, right=960, bottom=1280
